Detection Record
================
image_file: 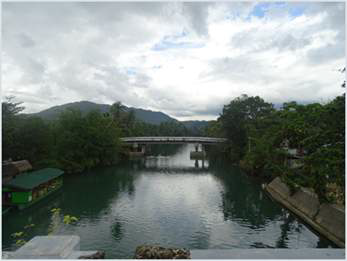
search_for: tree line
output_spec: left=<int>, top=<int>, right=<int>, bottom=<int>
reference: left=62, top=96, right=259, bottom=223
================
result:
left=2, top=99, right=195, bottom=173
left=205, top=93, right=345, bottom=204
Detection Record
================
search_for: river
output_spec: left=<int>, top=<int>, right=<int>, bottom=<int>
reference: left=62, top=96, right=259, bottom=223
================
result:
left=2, top=144, right=336, bottom=258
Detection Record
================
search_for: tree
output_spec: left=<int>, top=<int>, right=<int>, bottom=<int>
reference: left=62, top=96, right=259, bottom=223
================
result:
left=124, top=109, right=136, bottom=136
left=110, top=101, right=126, bottom=123
left=55, top=109, right=122, bottom=173
left=2, top=96, right=25, bottom=160
left=13, top=116, right=53, bottom=164
left=219, top=94, right=274, bottom=161
left=204, top=120, right=223, bottom=137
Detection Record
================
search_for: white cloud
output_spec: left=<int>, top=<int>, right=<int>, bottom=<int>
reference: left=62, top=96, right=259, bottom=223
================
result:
left=2, top=2, right=345, bottom=120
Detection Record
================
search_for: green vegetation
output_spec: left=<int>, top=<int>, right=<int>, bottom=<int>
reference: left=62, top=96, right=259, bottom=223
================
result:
left=9, top=208, right=79, bottom=248
left=11, top=223, right=35, bottom=247
left=205, top=94, right=345, bottom=204
left=2, top=98, right=124, bottom=173
left=4, top=90, right=344, bottom=204
left=2, top=98, right=197, bottom=173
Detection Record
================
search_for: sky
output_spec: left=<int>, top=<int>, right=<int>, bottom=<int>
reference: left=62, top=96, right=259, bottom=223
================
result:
left=2, top=2, right=345, bottom=121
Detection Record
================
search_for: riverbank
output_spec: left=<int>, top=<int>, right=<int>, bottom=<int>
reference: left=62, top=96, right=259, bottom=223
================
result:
left=3, top=145, right=334, bottom=257
left=265, top=177, right=345, bottom=248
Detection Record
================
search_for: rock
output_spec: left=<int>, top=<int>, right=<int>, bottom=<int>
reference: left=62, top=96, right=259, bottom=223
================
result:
left=78, top=251, right=105, bottom=259
left=134, top=245, right=191, bottom=259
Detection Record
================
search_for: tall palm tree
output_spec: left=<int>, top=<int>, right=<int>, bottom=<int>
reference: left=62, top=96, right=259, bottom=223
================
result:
left=110, top=101, right=126, bottom=122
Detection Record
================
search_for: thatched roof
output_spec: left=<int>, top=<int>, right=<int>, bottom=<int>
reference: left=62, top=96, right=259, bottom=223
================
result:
left=13, top=160, right=32, bottom=173
left=2, top=160, right=32, bottom=178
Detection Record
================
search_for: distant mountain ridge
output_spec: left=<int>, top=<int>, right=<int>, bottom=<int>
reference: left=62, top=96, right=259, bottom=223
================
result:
left=181, top=120, right=209, bottom=130
left=27, top=101, right=183, bottom=126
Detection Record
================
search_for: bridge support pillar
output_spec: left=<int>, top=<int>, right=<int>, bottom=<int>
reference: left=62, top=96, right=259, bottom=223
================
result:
left=194, top=144, right=204, bottom=152
left=190, top=144, right=206, bottom=160
left=128, top=143, right=145, bottom=157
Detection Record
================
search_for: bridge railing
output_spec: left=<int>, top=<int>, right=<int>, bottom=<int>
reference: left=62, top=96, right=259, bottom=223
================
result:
left=120, top=136, right=227, bottom=144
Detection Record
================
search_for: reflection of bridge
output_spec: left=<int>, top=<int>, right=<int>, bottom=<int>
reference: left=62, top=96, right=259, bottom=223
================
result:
left=121, top=136, right=227, bottom=156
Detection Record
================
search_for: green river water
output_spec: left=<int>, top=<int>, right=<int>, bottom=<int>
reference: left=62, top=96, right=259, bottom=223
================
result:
left=2, top=144, right=335, bottom=258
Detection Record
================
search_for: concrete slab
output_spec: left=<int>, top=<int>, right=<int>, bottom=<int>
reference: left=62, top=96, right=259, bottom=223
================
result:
left=267, top=177, right=291, bottom=200
left=9, top=235, right=80, bottom=259
left=191, top=249, right=345, bottom=259
left=2, top=252, right=13, bottom=259
left=315, top=204, right=345, bottom=244
left=290, top=187, right=320, bottom=219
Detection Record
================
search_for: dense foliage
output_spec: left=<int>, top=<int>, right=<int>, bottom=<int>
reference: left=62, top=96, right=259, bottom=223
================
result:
left=206, top=94, right=345, bottom=204
left=2, top=99, right=124, bottom=173
left=2, top=99, right=196, bottom=173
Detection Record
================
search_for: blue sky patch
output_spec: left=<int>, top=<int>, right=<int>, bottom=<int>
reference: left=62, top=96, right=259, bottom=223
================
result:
left=126, top=68, right=136, bottom=76
left=152, top=39, right=205, bottom=51
left=288, top=5, right=305, bottom=17
left=152, top=29, right=205, bottom=51
left=249, top=2, right=304, bottom=19
left=250, top=2, right=272, bottom=18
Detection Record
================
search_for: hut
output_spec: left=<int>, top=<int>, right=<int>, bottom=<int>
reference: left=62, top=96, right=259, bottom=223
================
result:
left=3, top=168, right=64, bottom=210
left=2, top=160, right=32, bottom=183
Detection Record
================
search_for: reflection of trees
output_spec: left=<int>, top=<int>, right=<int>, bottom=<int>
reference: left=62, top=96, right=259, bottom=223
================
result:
left=250, top=242, right=274, bottom=248
left=275, top=213, right=296, bottom=248
left=59, top=164, right=138, bottom=219
left=316, top=236, right=338, bottom=248
left=189, top=229, right=210, bottom=249
left=2, top=193, right=64, bottom=251
left=274, top=211, right=336, bottom=248
left=3, top=164, right=138, bottom=250
left=209, top=158, right=282, bottom=229
left=210, top=158, right=336, bottom=248
left=111, top=217, right=124, bottom=241
left=139, top=167, right=210, bottom=174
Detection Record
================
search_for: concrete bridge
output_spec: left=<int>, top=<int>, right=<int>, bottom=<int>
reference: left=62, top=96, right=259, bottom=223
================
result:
left=120, top=136, right=227, bottom=156
left=121, top=136, right=227, bottom=145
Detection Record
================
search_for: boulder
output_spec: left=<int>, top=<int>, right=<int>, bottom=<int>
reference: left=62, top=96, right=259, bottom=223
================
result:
left=134, top=245, right=191, bottom=259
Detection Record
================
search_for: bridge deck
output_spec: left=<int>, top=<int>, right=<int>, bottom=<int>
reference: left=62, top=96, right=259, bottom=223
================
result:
left=120, top=136, right=227, bottom=144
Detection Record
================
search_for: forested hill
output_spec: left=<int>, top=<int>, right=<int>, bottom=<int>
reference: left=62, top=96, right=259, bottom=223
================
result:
left=181, top=120, right=209, bottom=131
left=27, top=101, right=178, bottom=125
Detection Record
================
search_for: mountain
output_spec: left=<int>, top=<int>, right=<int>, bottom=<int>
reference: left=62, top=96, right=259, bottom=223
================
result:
left=181, top=120, right=209, bottom=135
left=27, top=101, right=178, bottom=125
left=127, top=107, right=177, bottom=125
left=181, top=120, right=209, bottom=130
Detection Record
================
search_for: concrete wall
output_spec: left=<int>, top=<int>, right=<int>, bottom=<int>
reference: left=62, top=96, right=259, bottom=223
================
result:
left=266, top=177, right=345, bottom=248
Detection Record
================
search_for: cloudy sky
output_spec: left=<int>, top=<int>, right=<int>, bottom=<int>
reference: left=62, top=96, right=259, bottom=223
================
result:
left=2, top=2, right=345, bottom=120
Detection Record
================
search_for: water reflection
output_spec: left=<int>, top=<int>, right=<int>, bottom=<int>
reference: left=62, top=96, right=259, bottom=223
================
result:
left=275, top=213, right=296, bottom=248
left=210, top=163, right=282, bottom=228
left=61, top=165, right=138, bottom=218
left=2, top=144, right=336, bottom=258
left=111, top=218, right=124, bottom=241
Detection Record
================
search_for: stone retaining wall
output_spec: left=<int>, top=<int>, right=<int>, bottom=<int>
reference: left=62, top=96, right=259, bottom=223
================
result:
left=266, top=177, right=345, bottom=248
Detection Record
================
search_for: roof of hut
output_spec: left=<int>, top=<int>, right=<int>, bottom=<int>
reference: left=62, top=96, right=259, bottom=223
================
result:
left=12, top=160, right=32, bottom=173
left=4, top=168, right=64, bottom=190
left=2, top=160, right=32, bottom=178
